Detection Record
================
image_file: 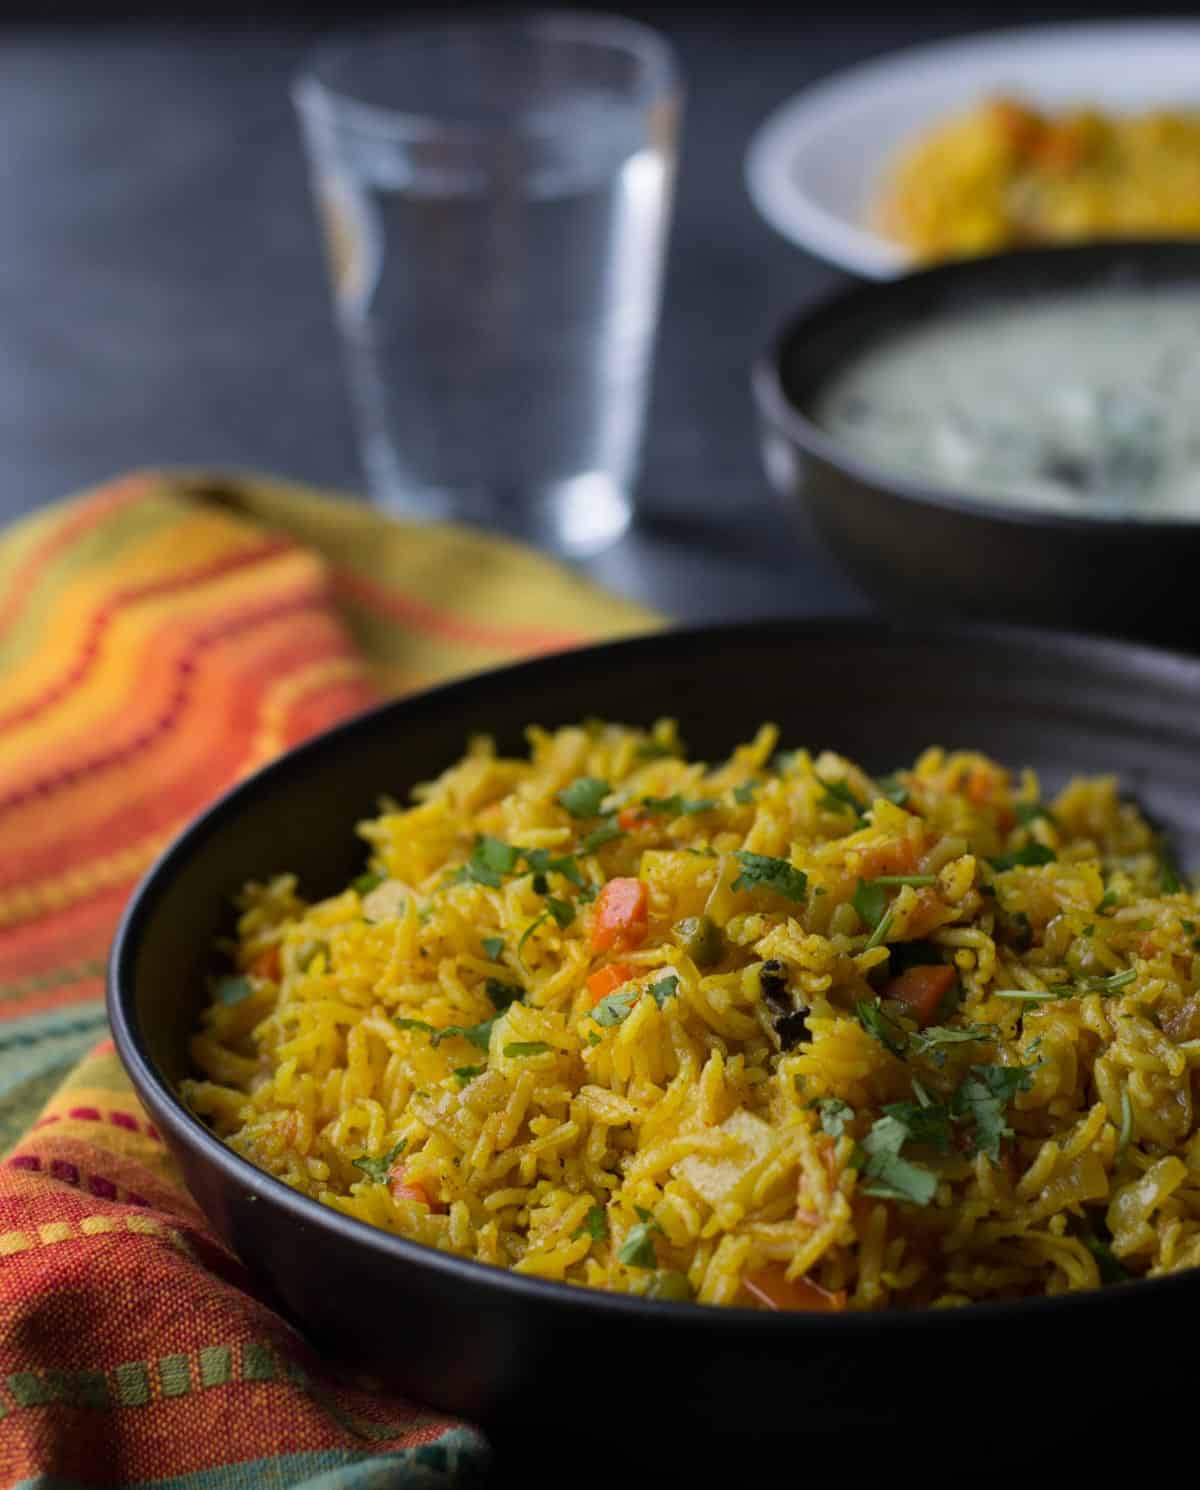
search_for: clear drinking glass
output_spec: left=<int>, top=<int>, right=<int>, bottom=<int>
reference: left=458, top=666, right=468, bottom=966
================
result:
left=294, top=13, right=681, bottom=556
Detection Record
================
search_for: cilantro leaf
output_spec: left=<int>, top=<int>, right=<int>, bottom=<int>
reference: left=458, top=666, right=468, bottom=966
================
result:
left=864, top=908, right=896, bottom=951
left=459, top=835, right=522, bottom=888
left=856, top=998, right=907, bottom=1057
left=485, top=979, right=524, bottom=1010
left=732, top=852, right=808, bottom=903
left=572, top=1205, right=609, bottom=1242
left=649, top=974, right=680, bottom=1007
left=733, top=781, right=759, bottom=805
left=558, top=777, right=612, bottom=819
left=882, top=1098, right=952, bottom=1154
left=852, top=878, right=888, bottom=930
left=503, top=1041, right=553, bottom=1057
left=617, top=1207, right=663, bottom=1268
left=517, top=910, right=551, bottom=962
left=581, top=818, right=625, bottom=853
left=1097, top=890, right=1119, bottom=914
left=640, top=792, right=715, bottom=816
left=988, top=843, right=1056, bottom=872
left=393, top=1016, right=439, bottom=1038
left=858, top=1117, right=938, bottom=1206
left=908, top=1023, right=994, bottom=1065
left=952, top=1063, right=1035, bottom=1161
left=352, top=1138, right=406, bottom=1184
left=1014, top=802, right=1058, bottom=828
left=521, top=848, right=584, bottom=888
left=809, top=1096, right=854, bottom=1138
left=215, top=975, right=253, bottom=1007
left=353, top=871, right=384, bottom=896
left=591, top=987, right=641, bottom=1028
left=541, top=895, right=572, bottom=929
left=1162, top=861, right=1182, bottom=894
left=875, top=773, right=910, bottom=807
left=482, top=936, right=505, bottom=961
left=818, top=778, right=866, bottom=819
left=452, top=1066, right=485, bottom=1085
left=396, top=1015, right=497, bottom=1051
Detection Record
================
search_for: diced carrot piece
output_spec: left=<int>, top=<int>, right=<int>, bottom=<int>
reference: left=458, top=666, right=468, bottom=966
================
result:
left=965, top=769, right=994, bottom=805
left=881, top=964, right=957, bottom=1026
left=857, top=836, right=919, bottom=879
left=741, top=1263, right=846, bottom=1312
left=591, top=878, right=649, bottom=952
left=246, top=944, right=281, bottom=981
left=586, top=961, right=636, bottom=1006
left=1140, top=935, right=1158, bottom=958
left=388, top=1163, right=445, bottom=1213
left=618, top=806, right=652, bottom=831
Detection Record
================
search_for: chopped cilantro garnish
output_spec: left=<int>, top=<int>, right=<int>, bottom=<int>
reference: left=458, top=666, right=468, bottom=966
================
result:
left=393, top=1016, right=439, bottom=1038
left=951, top=1063, right=1035, bottom=1161
left=459, top=835, right=522, bottom=888
left=485, top=979, right=524, bottom=1010
left=809, top=1096, right=854, bottom=1137
left=639, top=794, right=717, bottom=817
left=395, top=1015, right=496, bottom=1051
left=215, top=975, right=253, bottom=1007
left=856, top=998, right=907, bottom=1057
left=521, top=847, right=584, bottom=887
left=353, top=871, right=384, bottom=896
left=545, top=896, right=575, bottom=928
left=852, top=879, right=887, bottom=930
left=452, top=1066, right=485, bottom=1085
left=1162, top=862, right=1182, bottom=894
left=352, top=1138, right=405, bottom=1184
left=908, top=1023, right=994, bottom=1065
left=1097, top=890, right=1119, bottom=914
left=857, top=1116, right=938, bottom=1206
left=771, top=749, right=798, bottom=773
left=1081, top=924, right=1095, bottom=939
left=875, top=773, right=910, bottom=807
left=558, top=777, right=612, bottom=819
left=648, top=974, right=680, bottom=1007
left=503, top=1041, right=553, bottom=1057
left=586, top=1030, right=602, bottom=1046
left=482, top=936, right=505, bottom=961
left=591, top=987, right=641, bottom=1028
left=517, top=911, right=551, bottom=962
left=732, top=852, right=808, bottom=902
left=818, top=779, right=866, bottom=819
left=1014, top=802, right=1058, bottom=828
left=882, top=1098, right=952, bottom=1154
left=733, top=781, right=759, bottom=805
left=989, top=843, right=1056, bottom=872
left=581, top=818, right=625, bottom=853
left=864, top=908, right=896, bottom=951
left=617, top=1207, right=663, bottom=1268
left=572, top=1205, right=609, bottom=1242
left=1184, top=920, right=1197, bottom=935
left=870, top=875, right=937, bottom=887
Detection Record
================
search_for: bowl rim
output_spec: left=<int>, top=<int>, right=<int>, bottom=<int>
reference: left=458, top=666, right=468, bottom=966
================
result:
left=107, top=615, right=1200, bottom=1334
left=753, top=239, right=1200, bottom=535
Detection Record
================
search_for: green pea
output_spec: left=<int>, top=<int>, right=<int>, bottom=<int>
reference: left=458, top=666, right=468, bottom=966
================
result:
left=646, top=1269, right=692, bottom=1302
left=672, top=914, right=722, bottom=967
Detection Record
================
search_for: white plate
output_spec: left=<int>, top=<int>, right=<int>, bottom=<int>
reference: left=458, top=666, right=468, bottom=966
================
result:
left=745, top=21, right=1200, bottom=279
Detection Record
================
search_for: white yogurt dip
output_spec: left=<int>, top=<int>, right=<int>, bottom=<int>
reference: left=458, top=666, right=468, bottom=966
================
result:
left=814, top=287, right=1200, bottom=519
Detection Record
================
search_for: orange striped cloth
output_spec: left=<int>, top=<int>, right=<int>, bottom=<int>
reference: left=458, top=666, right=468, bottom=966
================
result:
left=0, top=470, right=655, bottom=1488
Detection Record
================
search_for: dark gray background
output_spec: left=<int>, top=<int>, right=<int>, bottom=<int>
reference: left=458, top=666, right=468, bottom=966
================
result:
left=0, top=2, right=1102, bottom=627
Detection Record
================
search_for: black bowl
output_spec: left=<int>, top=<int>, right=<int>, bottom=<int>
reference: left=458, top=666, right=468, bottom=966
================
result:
left=753, top=242, right=1200, bottom=648
left=109, top=619, right=1200, bottom=1484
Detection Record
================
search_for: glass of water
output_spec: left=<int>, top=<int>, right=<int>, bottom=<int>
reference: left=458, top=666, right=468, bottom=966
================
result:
left=294, top=12, right=681, bottom=556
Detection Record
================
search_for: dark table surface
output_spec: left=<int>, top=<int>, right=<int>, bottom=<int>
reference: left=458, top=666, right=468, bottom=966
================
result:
left=1, top=8, right=1184, bottom=1486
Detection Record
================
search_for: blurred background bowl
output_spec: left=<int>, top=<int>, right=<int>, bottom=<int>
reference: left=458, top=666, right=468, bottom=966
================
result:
left=753, top=240, right=1200, bottom=647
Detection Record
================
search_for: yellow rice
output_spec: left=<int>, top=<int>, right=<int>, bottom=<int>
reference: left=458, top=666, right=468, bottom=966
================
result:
left=182, top=721, right=1200, bottom=1310
left=876, top=94, right=1200, bottom=263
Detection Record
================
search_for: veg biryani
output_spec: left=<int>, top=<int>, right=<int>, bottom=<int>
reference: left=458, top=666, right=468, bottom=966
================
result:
left=182, top=721, right=1200, bottom=1311
left=875, top=95, right=1200, bottom=263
